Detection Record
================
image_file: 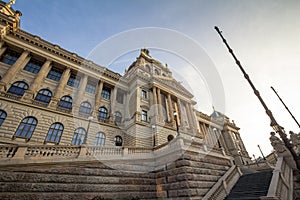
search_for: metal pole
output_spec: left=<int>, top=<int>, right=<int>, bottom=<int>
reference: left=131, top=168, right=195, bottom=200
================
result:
left=253, top=154, right=259, bottom=167
left=258, top=144, right=266, bottom=160
left=214, top=26, right=300, bottom=170
left=84, top=116, right=93, bottom=145
left=271, top=86, right=300, bottom=128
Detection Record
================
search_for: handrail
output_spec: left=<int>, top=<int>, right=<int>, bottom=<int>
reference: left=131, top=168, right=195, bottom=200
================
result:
left=262, top=156, right=293, bottom=200
left=202, top=165, right=242, bottom=200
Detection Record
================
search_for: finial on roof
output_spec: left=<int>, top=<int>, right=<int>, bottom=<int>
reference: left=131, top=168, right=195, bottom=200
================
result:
left=6, top=0, right=16, bottom=8
left=165, top=63, right=168, bottom=69
left=141, top=48, right=150, bottom=56
left=212, top=105, right=216, bottom=112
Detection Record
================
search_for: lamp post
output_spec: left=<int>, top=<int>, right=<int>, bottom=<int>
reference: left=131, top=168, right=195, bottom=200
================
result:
left=215, top=26, right=300, bottom=170
left=253, top=154, right=259, bottom=167
left=257, top=144, right=266, bottom=160
left=84, top=115, right=93, bottom=145
left=152, top=125, right=156, bottom=147
left=174, top=111, right=179, bottom=136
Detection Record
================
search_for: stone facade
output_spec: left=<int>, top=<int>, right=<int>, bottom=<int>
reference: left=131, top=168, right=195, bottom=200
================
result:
left=0, top=1, right=260, bottom=199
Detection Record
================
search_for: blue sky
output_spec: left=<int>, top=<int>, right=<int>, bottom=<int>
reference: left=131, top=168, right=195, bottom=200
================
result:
left=12, top=0, right=300, bottom=159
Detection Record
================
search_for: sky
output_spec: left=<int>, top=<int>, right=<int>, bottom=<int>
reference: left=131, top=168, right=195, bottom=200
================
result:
left=11, top=0, right=300, bottom=159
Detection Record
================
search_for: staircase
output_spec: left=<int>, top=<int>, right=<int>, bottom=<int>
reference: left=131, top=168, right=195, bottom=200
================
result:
left=225, top=171, right=273, bottom=200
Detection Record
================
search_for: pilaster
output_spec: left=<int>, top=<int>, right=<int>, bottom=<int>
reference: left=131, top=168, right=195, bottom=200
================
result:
left=23, top=59, right=52, bottom=101
left=0, top=49, right=30, bottom=91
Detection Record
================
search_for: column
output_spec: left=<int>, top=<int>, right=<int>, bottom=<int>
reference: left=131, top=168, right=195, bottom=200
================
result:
left=110, top=86, right=118, bottom=122
left=153, top=86, right=158, bottom=116
left=177, top=98, right=185, bottom=130
left=1, top=49, right=30, bottom=90
left=157, top=88, right=163, bottom=118
left=74, top=74, right=88, bottom=105
left=53, top=68, right=71, bottom=99
left=95, top=80, right=103, bottom=108
left=167, top=93, right=173, bottom=122
left=23, top=59, right=52, bottom=101
left=187, top=103, right=196, bottom=129
left=0, top=42, right=7, bottom=57
left=49, top=67, right=71, bottom=108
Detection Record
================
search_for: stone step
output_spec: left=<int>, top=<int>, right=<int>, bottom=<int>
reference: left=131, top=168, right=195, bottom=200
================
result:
left=0, top=182, right=157, bottom=193
left=225, top=171, right=273, bottom=200
left=0, top=192, right=157, bottom=200
left=0, top=171, right=156, bottom=185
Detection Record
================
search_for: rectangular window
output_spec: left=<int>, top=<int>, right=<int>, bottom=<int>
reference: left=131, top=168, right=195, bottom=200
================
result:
left=141, top=90, right=147, bottom=99
left=0, top=49, right=20, bottom=66
left=47, top=67, right=63, bottom=82
left=85, top=80, right=96, bottom=94
left=24, top=58, right=43, bottom=74
left=116, top=89, right=124, bottom=104
left=101, top=87, right=111, bottom=99
left=67, top=73, right=81, bottom=88
left=141, top=110, right=147, bottom=122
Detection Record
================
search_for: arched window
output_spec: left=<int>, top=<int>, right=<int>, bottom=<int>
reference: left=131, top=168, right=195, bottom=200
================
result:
left=45, top=122, right=63, bottom=143
left=14, top=116, right=37, bottom=139
left=154, top=69, right=160, bottom=75
left=145, top=65, right=150, bottom=72
left=94, top=132, right=105, bottom=146
left=58, top=96, right=72, bottom=110
left=114, top=135, right=123, bottom=146
left=114, top=111, right=122, bottom=124
left=35, top=89, right=52, bottom=104
left=71, top=128, right=86, bottom=145
left=79, top=101, right=91, bottom=114
left=168, top=135, right=174, bottom=142
left=98, top=107, right=108, bottom=120
left=7, top=81, right=29, bottom=96
left=0, top=110, right=7, bottom=126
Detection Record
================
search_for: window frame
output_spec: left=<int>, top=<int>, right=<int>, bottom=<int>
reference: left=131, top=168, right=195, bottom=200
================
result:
left=114, top=135, right=123, bottom=146
left=94, top=132, right=106, bottom=146
left=7, top=81, right=29, bottom=96
left=0, top=49, right=20, bottom=66
left=23, top=58, right=43, bottom=74
left=85, top=80, right=97, bottom=94
left=34, top=89, right=52, bottom=104
left=98, top=107, right=108, bottom=120
left=141, top=110, right=148, bottom=122
left=141, top=90, right=147, bottom=99
left=114, top=111, right=122, bottom=124
left=0, top=110, right=7, bottom=126
left=79, top=101, right=92, bottom=114
left=14, top=116, right=37, bottom=140
left=67, top=73, right=81, bottom=88
left=101, top=87, right=111, bottom=100
left=46, top=66, right=63, bottom=82
left=71, top=128, right=86, bottom=146
left=45, top=122, right=64, bottom=144
left=58, top=96, right=73, bottom=110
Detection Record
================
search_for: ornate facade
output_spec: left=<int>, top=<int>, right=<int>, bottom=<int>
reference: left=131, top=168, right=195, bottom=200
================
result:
left=0, top=0, right=251, bottom=166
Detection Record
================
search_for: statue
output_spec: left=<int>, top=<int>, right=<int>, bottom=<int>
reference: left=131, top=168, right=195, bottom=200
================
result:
left=269, top=132, right=286, bottom=153
left=289, top=131, right=300, bottom=153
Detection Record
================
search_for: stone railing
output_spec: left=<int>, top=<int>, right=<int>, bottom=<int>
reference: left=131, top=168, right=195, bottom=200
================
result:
left=245, top=160, right=275, bottom=171
left=202, top=165, right=242, bottom=200
left=261, top=156, right=294, bottom=200
left=0, top=136, right=185, bottom=163
left=0, top=145, right=18, bottom=158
